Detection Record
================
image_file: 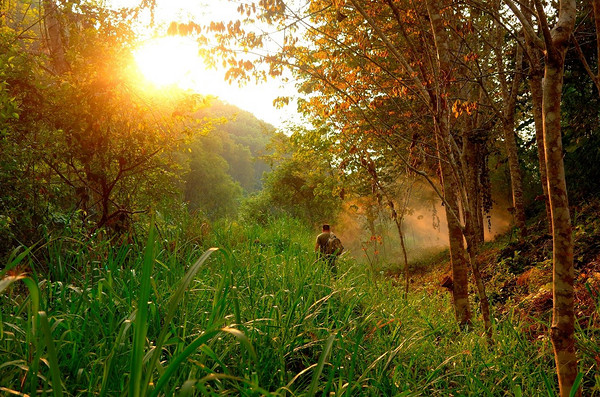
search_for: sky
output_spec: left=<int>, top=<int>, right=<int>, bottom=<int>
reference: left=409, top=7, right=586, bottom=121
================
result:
left=106, top=0, right=299, bottom=128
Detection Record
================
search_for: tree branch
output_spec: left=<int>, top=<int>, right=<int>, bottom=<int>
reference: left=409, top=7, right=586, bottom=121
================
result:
left=571, top=33, right=600, bottom=92
left=504, top=0, right=545, bottom=49
left=532, top=0, right=553, bottom=50
left=347, top=0, right=431, bottom=106
left=594, top=0, right=600, bottom=83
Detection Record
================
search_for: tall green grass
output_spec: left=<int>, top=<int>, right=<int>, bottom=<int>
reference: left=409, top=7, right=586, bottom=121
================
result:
left=1, top=216, right=599, bottom=395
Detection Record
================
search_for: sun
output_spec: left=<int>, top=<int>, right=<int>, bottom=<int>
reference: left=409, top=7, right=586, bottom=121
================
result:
left=130, top=31, right=294, bottom=127
left=134, top=36, right=205, bottom=89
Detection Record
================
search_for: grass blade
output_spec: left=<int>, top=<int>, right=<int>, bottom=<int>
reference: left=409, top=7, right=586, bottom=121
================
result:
left=1, top=245, right=36, bottom=279
left=3, top=276, right=43, bottom=395
left=129, top=224, right=157, bottom=397
left=21, top=278, right=40, bottom=319
left=541, top=371, right=557, bottom=397
left=221, top=326, right=258, bottom=361
left=307, top=333, right=336, bottom=397
left=0, top=273, right=40, bottom=317
left=569, top=373, right=583, bottom=397
left=99, top=312, right=136, bottom=397
left=39, top=311, right=64, bottom=397
left=0, top=275, right=26, bottom=294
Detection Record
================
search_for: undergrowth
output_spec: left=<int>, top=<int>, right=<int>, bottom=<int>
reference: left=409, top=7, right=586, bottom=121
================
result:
left=1, top=216, right=599, bottom=395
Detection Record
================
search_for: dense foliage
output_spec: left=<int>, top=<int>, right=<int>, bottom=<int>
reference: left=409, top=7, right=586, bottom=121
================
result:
left=0, top=2, right=283, bottom=254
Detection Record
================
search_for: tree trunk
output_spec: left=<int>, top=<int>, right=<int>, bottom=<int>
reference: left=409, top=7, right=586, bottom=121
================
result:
left=392, top=213, right=410, bottom=296
left=510, top=0, right=579, bottom=392
left=461, top=82, right=479, bottom=249
left=538, top=0, right=579, bottom=394
left=400, top=222, right=409, bottom=296
left=476, top=178, right=485, bottom=244
left=465, top=230, right=492, bottom=338
left=528, top=67, right=553, bottom=233
left=427, top=0, right=471, bottom=327
left=391, top=187, right=412, bottom=297
left=496, top=24, right=528, bottom=239
left=365, top=201, right=377, bottom=238
left=544, top=55, right=579, bottom=397
left=440, top=150, right=472, bottom=326
left=463, top=130, right=492, bottom=337
left=43, top=0, right=69, bottom=74
left=462, top=88, right=485, bottom=249
left=594, top=0, right=600, bottom=85
left=521, top=0, right=553, bottom=233
left=502, top=113, right=528, bottom=239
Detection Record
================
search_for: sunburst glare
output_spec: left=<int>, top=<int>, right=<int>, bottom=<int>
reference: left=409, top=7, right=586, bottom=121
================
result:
left=134, top=36, right=204, bottom=88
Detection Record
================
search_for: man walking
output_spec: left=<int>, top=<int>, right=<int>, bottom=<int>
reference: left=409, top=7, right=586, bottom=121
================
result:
left=315, top=224, right=343, bottom=275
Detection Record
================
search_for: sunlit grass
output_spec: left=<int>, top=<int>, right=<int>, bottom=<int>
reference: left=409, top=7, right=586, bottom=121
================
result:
left=1, top=216, right=599, bottom=395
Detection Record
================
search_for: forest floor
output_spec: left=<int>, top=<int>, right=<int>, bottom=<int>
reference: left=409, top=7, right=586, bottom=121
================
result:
left=385, top=197, right=600, bottom=372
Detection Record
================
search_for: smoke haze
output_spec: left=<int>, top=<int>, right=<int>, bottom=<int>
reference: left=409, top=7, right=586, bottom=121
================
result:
left=332, top=181, right=513, bottom=267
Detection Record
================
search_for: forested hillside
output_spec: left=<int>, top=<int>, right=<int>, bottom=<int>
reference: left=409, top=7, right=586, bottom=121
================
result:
left=183, top=100, right=275, bottom=218
left=1, top=0, right=600, bottom=396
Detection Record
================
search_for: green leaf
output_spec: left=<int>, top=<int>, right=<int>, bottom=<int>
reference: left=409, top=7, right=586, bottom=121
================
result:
left=221, top=326, right=258, bottom=361
left=149, top=329, right=221, bottom=397
left=513, top=384, right=523, bottom=397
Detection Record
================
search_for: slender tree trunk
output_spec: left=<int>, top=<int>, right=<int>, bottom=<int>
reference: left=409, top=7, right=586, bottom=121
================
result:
left=465, top=234, right=492, bottom=337
left=392, top=187, right=412, bottom=297
left=510, top=0, right=579, bottom=392
left=427, top=0, right=471, bottom=327
left=594, top=0, right=600, bottom=85
left=400, top=223, right=409, bottom=296
left=365, top=161, right=412, bottom=297
left=472, top=259, right=492, bottom=337
left=43, top=0, right=68, bottom=73
left=392, top=214, right=410, bottom=296
left=435, top=125, right=472, bottom=327
left=469, top=8, right=487, bottom=248
left=476, top=187, right=484, bottom=243
left=521, top=0, right=553, bottom=233
left=462, top=96, right=492, bottom=335
left=463, top=130, right=492, bottom=337
left=398, top=184, right=414, bottom=297
left=461, top=102, right=478, bottom=247
left=528, top=68, right=553, bottom=233
left=462, top=85, right=485, bottom=249
left=440, top=150, right=471, bottom=326
left=365, top=201, right=377, bottom=238
left=544, top=54, right=579, bottom=397
left=577, top=0, right=600, bottom=92
left=502, top=113, right=528, bottom=238
left=496, top=24, right=528, bottom=239
left=537, top=0, right=579, bottom=394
